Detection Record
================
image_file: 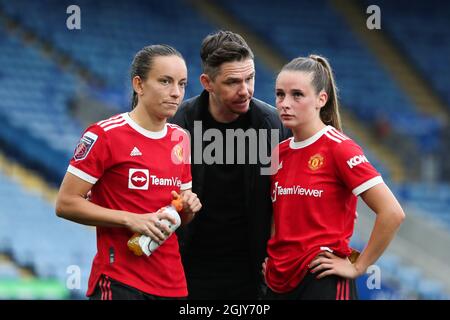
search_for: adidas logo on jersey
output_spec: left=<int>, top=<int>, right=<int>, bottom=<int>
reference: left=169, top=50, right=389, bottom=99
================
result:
left=130, top=147, right=142, bottom=157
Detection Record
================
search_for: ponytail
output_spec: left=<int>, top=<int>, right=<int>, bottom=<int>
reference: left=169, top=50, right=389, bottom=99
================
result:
left=309, top=55, right=342, bottom=131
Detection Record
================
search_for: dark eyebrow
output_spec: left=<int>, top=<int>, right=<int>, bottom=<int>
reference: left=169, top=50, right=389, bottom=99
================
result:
left=224, top=77, right=242, bottom=83
left=224, top=72, right=255, bottom=82
left=160, top=75, right=187, bottom=82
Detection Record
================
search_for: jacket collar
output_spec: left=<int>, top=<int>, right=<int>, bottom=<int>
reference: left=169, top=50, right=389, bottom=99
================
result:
left=186, top=90, right=269, bottom=129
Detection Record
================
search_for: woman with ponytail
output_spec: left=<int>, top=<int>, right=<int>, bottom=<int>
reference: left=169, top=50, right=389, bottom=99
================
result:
left=262, top=55, right=405, bottom=300
left=56, top=45, right=201, bottom=299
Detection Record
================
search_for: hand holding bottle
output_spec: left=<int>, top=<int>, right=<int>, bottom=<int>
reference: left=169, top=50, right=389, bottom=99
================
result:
left=127, top=193, right=183, bottom=256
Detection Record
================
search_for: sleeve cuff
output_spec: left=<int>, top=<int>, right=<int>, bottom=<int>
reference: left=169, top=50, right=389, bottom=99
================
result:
left=180, top=181, right=192, bottom=191
left=67, top=165, right=98, bottom=184
left=352, top=176, right=383, bottom=196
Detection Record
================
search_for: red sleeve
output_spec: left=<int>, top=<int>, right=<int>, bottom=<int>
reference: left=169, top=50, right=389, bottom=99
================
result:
left=67, top=124, right=111, bottom=184
left=332, top=140, right=383, bottom=196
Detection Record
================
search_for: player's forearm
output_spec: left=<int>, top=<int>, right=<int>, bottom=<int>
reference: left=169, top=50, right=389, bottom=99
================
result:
left=354, top=209, right=405, bottom=275
left=55, top=195, right=130, bottom=228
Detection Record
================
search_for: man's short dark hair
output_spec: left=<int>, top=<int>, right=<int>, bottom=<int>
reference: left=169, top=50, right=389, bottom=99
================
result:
left=200, top=30, right=254, bottom=79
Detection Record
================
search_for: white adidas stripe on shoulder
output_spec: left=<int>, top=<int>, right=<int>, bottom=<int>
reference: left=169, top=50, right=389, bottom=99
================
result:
left=328, top=128, right=349, bottom=141
left=103, top=121, right=127, bottom=132
left=324, top=131, right=343, bottom=143
left=323, top=126, right=351, bottom=144
left=97, top=114, right=123, bottom=126
left=99, top=118, right=124, bottom=128
left=95, top=115, right=128, bottom=132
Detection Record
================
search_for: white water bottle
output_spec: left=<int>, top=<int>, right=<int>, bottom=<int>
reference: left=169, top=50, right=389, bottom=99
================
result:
left=128, top=197, right=182, bottom=257
left=139, top=205, right=181, bottom=256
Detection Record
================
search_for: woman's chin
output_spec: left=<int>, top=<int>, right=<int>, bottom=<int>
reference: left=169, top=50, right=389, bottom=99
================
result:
left=162, top=109, right=177, bottom=120
left=281, top=118, right=296, bottom=129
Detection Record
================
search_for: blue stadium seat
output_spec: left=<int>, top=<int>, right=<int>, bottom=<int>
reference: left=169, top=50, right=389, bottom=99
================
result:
left=0, top=263, right=21, bottom=280
left=362, top=0, right=450, bottom=108
left=216, top=0, right=445, bottom=153
left=0, top=171, right=96, bottom=296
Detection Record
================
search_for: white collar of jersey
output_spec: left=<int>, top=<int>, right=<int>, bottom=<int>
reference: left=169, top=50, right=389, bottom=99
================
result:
left=122, top=112, right=168, bottom=139
left=289, top=125, right=331, bottom=149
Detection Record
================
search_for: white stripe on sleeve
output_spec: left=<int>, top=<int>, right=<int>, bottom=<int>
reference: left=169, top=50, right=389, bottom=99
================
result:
left=180, top=181, right=192, bottom=191
left=67, top=165, right=98, bottom=184
left=352, top=176, right=383, bottom=196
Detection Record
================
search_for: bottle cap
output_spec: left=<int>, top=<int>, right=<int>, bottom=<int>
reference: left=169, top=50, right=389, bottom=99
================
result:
left=171, top=194, right=183, bottom=212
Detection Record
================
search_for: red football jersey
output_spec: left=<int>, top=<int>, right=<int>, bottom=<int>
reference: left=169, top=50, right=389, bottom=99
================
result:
left=67, top=113, right=192, bottom=297
left=266, top=126, right=383, bottom=293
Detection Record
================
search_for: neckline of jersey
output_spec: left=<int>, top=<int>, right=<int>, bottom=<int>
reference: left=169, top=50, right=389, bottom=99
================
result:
left=289, top=125, right=332, bottom=149
left=122, top=112, right=168, bottom=139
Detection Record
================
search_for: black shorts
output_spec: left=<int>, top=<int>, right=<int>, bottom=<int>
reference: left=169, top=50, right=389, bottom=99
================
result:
left=89, top=275, right=185, bottom=300
left=264, top=271, right=358, bottom=300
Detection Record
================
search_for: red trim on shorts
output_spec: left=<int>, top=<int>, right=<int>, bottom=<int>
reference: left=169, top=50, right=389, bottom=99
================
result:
left=99, top=275, right=112, bottom=300
left=106, top=276, right=112, bottom=300
left=336, top=279, right=341, bottom=300
left=336, top=279, right=352, bottom=300
left=100, top=277, right=105, bottom=300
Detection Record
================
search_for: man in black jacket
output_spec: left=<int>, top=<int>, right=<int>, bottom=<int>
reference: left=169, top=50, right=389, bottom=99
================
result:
left=170, top=30, right=290, bottom=299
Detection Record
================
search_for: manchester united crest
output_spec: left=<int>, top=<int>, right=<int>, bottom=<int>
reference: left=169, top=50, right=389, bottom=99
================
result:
left=308, top=154, right=324, bottom=171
